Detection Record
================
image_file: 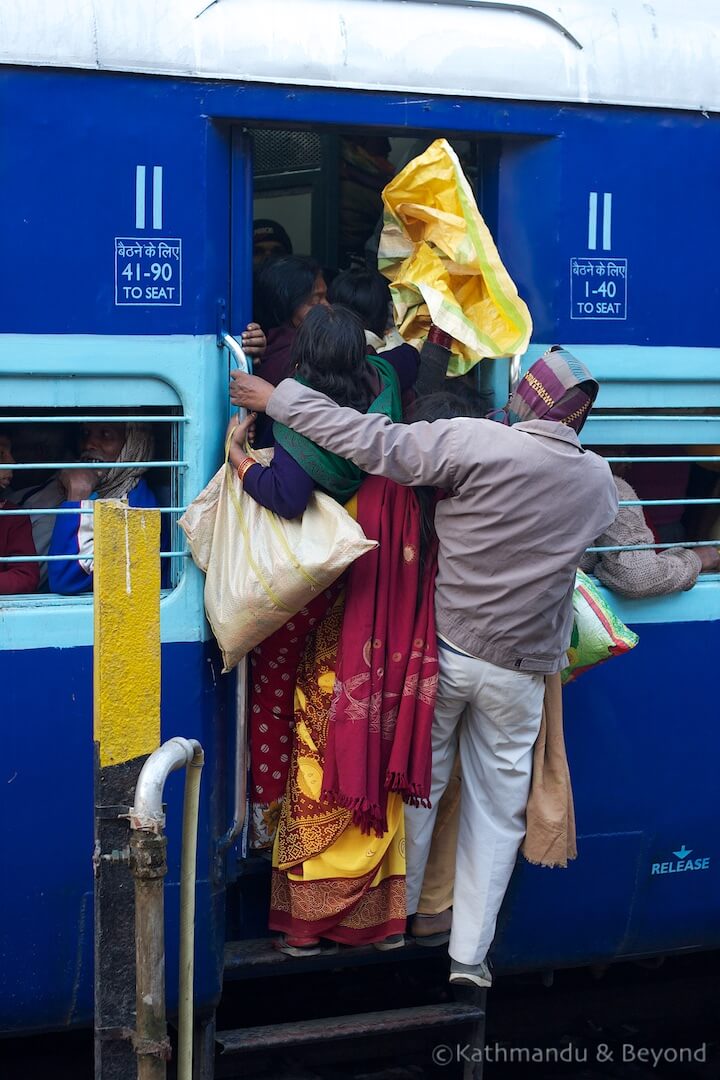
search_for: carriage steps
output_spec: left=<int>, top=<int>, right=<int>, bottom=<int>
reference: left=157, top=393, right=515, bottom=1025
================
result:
left=216, top=936, right=486, bottom=1076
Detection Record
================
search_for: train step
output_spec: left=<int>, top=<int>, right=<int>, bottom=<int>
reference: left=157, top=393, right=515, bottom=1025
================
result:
left=224, top=935, right=436, bottom=980
left=216, top=1000, right=484, bottom=1056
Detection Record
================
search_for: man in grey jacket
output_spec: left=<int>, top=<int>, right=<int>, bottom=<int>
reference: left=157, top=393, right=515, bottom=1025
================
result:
left=230, top=334, right=617, bottom=988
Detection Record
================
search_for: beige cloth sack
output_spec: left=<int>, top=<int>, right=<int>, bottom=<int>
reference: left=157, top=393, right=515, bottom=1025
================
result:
left=179, top=447, right=378, bottom=672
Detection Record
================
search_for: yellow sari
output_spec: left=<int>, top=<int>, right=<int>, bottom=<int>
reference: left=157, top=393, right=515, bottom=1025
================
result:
left=269, top=504, right=407, bottom=945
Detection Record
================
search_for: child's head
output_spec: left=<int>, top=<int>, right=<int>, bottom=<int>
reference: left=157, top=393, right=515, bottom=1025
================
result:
left=0, top=428, right=14, bottom=491
left=328, top=269, right=391, bottom=339
left=291, top=303, right=378, bottom=412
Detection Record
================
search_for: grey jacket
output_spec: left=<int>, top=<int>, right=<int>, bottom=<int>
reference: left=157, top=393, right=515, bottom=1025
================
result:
left=267, top=381, right=618, bottom=674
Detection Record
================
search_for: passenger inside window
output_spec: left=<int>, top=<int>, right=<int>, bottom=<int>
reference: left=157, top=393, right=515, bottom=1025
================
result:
left=253, top=255, right=330, bottom=389
left=10, top=421, right=73, bottom=589
left=253, top=218, right=293, bottom=267
left=48, top=422, right=158, bottom=594
left=625, top=445, right=690, bottom=544
left=0, top=427, right=40, bottom=595
left=682, top=444, right=720, bottom=542
left=581, top=446, right=720, bottom=596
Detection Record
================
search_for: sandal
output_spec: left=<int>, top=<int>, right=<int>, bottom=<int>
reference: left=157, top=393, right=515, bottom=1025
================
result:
left=274, top=935, right=339, bottom=957
left=274, top=935, right=322, bottom=957
left=373, top=933, right=405, bottom=951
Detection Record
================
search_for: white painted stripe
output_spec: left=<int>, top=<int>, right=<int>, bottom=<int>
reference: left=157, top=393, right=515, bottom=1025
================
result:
left=135, top=165, right=146, bottom=229
left=602, top=191, right=612, bottom=250
left=152, top=165, right=163, bottom=229
left=587, top=191, right=597, bottom=250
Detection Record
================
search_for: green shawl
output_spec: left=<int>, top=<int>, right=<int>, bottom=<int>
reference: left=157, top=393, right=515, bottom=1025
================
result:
left=273, top=354, right=402, bottom=503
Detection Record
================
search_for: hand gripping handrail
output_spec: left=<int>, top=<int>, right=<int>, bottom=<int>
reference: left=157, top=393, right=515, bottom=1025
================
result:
left=218, top=330, right=252, bottom=375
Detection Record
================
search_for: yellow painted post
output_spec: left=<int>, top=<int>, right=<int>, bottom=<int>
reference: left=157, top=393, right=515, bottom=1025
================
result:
left=94, top=500, right=161, bottom=767
left=93, top=500, right=161, bottom=1080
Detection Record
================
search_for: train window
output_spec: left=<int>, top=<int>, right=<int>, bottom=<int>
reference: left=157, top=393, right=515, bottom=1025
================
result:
left=0, top=406, right=187, bottom=600
left=250, top=126, right=494, bottom=270
left=583, top=404, right=720, bottom=605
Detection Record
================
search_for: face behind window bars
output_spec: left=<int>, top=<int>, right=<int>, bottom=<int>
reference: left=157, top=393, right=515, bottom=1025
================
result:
left=0, top=411, right=188, bottom=596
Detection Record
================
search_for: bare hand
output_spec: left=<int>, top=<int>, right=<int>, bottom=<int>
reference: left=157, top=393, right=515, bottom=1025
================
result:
left=58, top=467, right=100, bottom=502
left=230, top=371, right=274, bottom=413
left=225, top=412, right=256, bottom=448
left=696, top=546, right=720, bottom=572
left=241, top=323, right=267, bottom=360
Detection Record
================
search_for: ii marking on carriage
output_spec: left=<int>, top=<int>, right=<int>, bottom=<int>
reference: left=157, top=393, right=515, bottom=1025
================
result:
left=135, top=164, right=163, bottom=229
left=570, top=190, right=628, bottom=319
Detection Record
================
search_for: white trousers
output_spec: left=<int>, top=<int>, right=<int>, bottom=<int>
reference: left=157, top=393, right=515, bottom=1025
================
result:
left=405, top=647, right=545, bottom=966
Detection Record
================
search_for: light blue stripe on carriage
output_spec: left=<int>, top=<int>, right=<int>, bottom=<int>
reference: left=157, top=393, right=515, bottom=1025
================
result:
left=0, top=333, right=225, bottom=651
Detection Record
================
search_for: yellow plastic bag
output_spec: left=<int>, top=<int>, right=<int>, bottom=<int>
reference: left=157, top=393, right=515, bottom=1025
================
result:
left=379, top=138, right=532, bottom=376
left=179, top=447, right=377, bottom=672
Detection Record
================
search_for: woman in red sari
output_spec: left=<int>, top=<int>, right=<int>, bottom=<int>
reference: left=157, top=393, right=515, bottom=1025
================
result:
left=228, top=305, right=439, bottom=951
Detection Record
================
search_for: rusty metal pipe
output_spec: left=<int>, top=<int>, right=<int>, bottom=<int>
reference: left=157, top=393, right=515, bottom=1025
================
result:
left=129, top=738, right=203, bottom=1080
left=131, top=830, right=171, bottom=1080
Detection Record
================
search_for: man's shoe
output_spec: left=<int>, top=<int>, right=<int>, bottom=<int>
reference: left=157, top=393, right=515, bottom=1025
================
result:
left=373, top=933, right=405, bottom=951
left=449, top=958, right=492, bottom=988
left=410, top=909, right=452, bottom=947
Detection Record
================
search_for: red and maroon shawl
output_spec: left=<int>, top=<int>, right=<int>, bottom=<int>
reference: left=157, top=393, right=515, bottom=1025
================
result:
left=322, top=475, right=439, bottom=836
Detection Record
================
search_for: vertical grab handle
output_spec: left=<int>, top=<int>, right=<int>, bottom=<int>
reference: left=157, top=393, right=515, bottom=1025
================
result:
left=216, top=329, right=251, bottom=868
left=218, top=330, right=253, bottom=420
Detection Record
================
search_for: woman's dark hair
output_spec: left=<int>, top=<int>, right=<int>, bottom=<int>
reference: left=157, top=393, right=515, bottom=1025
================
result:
left=328, top=269, right=391, bottom=338
left=254, top=255, right=322, bottom=331
left=291, top=304, right=378, bottom=412
left=407, top=386, right=491, bottom=423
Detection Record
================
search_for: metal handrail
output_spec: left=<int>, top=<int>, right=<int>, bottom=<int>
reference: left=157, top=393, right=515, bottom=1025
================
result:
left=215, top=330, right=251, bottom=866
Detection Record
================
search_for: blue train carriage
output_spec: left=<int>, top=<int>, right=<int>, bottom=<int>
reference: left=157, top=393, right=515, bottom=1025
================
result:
left=1, top=0, right=719, bottom=1043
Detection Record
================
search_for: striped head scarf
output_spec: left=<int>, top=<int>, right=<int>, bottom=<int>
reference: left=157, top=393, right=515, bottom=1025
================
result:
left=94, top=423, right=155, bottom=500
left=489, top=346, right=599, bottom=433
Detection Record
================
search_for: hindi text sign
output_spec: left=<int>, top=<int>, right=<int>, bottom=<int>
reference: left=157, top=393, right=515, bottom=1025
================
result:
left=570, top=257, right=627, bottom=320
left=115, top=237, right=182, bottom=306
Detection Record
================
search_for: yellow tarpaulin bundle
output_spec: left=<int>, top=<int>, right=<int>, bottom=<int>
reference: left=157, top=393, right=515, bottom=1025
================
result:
left=378, top=138, right=532, bottom=376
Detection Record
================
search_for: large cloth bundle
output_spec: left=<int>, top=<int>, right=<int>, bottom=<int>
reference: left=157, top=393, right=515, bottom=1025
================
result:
left=179, top=447, right=377, bottom=672
left=562, top=570, right=639, bottom=685
left=378, top=138, right=532, bottom=376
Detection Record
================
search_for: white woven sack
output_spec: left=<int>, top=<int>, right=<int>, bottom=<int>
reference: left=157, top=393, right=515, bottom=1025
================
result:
left=180, top=447, right=377, bottom=671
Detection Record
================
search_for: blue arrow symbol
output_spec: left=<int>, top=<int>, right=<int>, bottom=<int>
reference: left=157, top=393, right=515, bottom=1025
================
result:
left=673, top=845, right=692, bottom=860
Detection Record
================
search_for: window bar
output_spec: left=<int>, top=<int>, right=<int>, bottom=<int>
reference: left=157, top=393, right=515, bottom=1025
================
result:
left=590, top=416, right=720, bottom=422
left=0, top=507, right=188, bottom=515
left=8, top=461, right=187, bottom=470
left=0, top=415, right=189, bottom=423
left=588, top=541, right=720, bottom=553
left=603, top=456, right=720, bottom=463
left=618, top=498, right=720, bottom=506
left=0, top=552, right=190, bottom=563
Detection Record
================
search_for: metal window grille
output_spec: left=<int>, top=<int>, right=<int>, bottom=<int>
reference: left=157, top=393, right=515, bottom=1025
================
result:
left=584, top=407, right=720, bottom=558
left=252, top=129, right=323, bottom=176
left=0, top=410, right=188, bottom=595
